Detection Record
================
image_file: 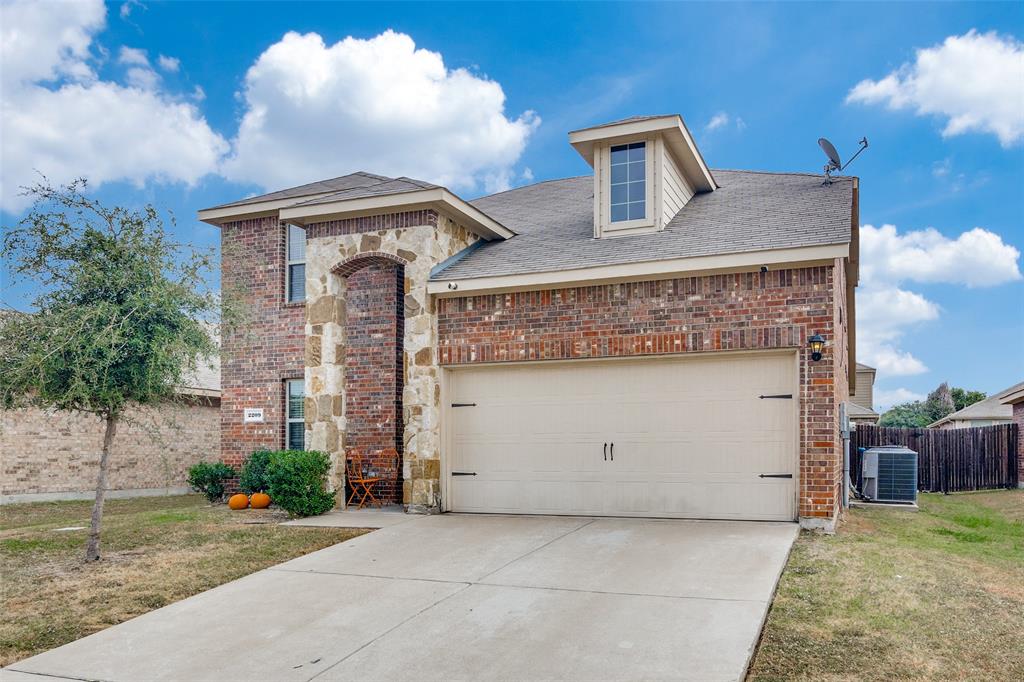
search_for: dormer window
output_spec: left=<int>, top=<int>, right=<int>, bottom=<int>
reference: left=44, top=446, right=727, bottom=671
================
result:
left=568, top=115, right=717, bottom=239
left=610, top=142, right=646, bottom=222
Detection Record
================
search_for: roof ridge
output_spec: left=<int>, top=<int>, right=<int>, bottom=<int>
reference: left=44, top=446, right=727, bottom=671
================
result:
left=474, top=175, right=591, bottom=201
left=712, top=168, right=857, bottom=180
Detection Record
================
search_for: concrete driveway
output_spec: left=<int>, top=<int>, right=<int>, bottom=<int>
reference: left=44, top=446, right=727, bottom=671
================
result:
left=4, top=514, right=797, bottom=682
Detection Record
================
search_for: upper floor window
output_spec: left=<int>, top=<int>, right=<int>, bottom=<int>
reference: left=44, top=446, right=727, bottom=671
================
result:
left=286, top=225, right=306, bottom=303
left=610, top=142, right=646, bottom=222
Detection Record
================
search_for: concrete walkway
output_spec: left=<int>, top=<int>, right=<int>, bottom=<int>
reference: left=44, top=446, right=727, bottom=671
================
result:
left=4, top=515, right=797, bottom=682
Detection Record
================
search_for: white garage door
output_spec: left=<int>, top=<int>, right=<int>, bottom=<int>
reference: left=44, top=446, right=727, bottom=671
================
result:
left=446, top=352, right=797, bottom=521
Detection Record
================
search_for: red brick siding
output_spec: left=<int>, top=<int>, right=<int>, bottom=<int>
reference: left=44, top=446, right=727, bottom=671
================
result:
left=1015, top=402, right=1024, bottom=486
left=437, top=265, right=845, bottom=520
left=343, top=260, right=404, bottom=503
left=220, top=217, right=304, bottom=472
left=306, top=210, right=439, bottom=239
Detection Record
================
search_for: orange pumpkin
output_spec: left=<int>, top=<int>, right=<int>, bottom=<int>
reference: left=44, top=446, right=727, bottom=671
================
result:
left=250, top=492, right=271, bottom=509
left=228, top=493, right=250, bottom=510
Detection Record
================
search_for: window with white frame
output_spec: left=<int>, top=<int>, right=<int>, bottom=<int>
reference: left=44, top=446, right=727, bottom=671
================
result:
left=609, top=142, right=646, bottom=222
left=286, top=225, right=306, bottom=303
left=286, top=379, right=305, bottom=450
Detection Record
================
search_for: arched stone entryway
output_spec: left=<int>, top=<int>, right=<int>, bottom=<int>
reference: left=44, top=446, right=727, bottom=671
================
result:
left=333, top=252, right=406, bottom=504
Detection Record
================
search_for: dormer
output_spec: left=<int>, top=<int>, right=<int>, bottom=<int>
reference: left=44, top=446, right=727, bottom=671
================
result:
left=569, top=115, right=717, bottom=239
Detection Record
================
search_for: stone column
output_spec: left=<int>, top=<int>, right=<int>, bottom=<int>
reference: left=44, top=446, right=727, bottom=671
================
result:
left=305, top=272, right=346, bottom=497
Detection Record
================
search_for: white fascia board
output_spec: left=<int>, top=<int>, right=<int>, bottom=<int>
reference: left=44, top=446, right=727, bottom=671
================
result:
left=197, top=192, right=338, bottom=225
left=428, top=243, right=849, bottom=296
left=278, top=188, right=514, bottom=241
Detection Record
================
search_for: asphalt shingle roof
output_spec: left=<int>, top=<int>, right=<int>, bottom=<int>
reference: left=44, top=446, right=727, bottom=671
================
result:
left=206, top=171, right=393, bottom=209
left=929, top=381, right=1023, bottom=426
left=432, top=169, right=855, bottom=280
left=291, top=177, right=440, bottom=207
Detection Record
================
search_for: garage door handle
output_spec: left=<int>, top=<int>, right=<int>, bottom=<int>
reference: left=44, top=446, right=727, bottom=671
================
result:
left=759, top=394, right=793, bottom=399
left=759, top=473, right=793, bottom=478
left=603, top=443, right=607, bottom=461
left=610, top=443, right=614, bottom=461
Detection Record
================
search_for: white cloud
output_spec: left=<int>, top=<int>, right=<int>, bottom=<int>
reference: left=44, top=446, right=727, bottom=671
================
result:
left=860, top=223, right=1022, bottom=288
left=847, top=30, right=1024, bottom=147
left=0, top=0, right=227, bottom=212
left=706, top=112, right=730, bottom=131
left=875, top=387, right=926, bottom=411
left=221, top=30, right=539, bottom=193
left=118, top=46, right=149, bottom=66
left=857, top=222, right=1022, bottom=377
left=157, top=55, right=180, bottom=72
left=704, top=111, right=745, bottom=133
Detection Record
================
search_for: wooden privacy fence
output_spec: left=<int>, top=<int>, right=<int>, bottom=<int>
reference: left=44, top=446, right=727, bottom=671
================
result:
left=850, top=424, right=1019, bottom=494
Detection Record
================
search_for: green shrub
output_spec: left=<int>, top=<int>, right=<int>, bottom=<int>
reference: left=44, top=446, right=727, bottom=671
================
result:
left=239, top=450, right=273, bottom=494
left=187, top=461, right=237, bottom=503
left=266, top=450, right=335, bottom=517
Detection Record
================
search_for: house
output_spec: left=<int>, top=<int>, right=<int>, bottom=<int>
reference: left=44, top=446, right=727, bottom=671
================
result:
left=999, top=384, right=1024, bottom=487
left=848, top=363, right=879, bottom=424
left=200, top=114, right=860, bottom=531
left=1, top=359, right=220, bottom=503
left=928, top=380, right=1023, bottom=429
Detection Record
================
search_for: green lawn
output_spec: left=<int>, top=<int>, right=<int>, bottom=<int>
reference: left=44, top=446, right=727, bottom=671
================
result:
left=748, top=489, right=1024, bottom=681
left=0, top=494, right=365, bottom=666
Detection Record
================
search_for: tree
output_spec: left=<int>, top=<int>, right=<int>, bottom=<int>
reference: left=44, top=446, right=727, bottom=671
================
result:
left=878, top=382, right=989, bottom=428
left=878, top=401, right=931, bottom=428
left=924, top=382, right=956, bottom=423
left=1, top=180, right=221, bottom=561
left=951, top=387, right=987, bottom=412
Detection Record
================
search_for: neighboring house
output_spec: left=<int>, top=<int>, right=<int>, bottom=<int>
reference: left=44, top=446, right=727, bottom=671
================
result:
left=999, top=384, right=1024, bottom=487
left=0, top=359, right=220, bottom=503
left=848, top=362, right=879, bottom=424
left=200, top=114, right=860, bottom=531
left=928, top=380, right=1022, bottom=429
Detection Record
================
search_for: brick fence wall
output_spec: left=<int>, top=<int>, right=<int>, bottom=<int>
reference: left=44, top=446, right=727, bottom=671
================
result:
left=2, top=400, right=219, bottom=499
left=437, top=264, right=845, bottom=522
left=220, top=216, right=305, bottom=471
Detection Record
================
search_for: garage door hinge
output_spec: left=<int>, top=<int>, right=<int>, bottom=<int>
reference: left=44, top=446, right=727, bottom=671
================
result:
left=451, top=472, right=477, bottom=476
left=450, top=402, right=477, bottom=407
left=758, top=394, right=793, bottom=399
left=759, top=473, right=793, bottom=478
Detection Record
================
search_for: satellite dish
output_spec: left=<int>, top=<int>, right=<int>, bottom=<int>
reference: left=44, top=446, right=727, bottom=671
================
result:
left=818, top=138, right=842, bottom=170
left=818, top=136, right=868, bottom=185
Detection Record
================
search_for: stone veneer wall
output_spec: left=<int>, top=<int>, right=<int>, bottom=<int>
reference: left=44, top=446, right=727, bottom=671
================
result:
left=220, top=217, right=305, bottom=472
left=304, top=211, right=477, bottom=509
left=436, top=264, right=847, bottom=523
left=2, top=400, right=219, bottom=500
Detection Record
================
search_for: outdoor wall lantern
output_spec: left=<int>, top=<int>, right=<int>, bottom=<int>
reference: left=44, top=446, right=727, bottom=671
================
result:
left=808, top=334, right=825, bottom=362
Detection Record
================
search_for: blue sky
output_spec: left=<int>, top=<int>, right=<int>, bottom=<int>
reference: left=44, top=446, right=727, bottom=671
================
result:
left=2, top=1, right=1022, bottom=409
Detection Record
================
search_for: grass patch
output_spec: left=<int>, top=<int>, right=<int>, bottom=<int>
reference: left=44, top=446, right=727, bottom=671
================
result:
left=748, top=489, right=1024, bottom=681
left=0, top=494, right=367, bottom=666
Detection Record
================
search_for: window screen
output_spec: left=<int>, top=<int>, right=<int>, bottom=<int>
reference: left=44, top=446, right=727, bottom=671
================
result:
left=286, top=225, right=306, bottom=303
left=610, top=142, right=646, bottom=222
left=286, top=379, right=305, bottom=450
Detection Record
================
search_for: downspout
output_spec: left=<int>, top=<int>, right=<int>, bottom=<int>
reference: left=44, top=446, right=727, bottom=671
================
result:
left=841, top=402, right=851, bottom=509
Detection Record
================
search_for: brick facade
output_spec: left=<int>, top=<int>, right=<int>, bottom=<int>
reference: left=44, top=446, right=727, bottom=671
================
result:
left=437, top=263, right=847, bottom=522
left=221, top=209, right=850, bottom=524
left=220, top=217, right=305, bottom=471
left=1015, top=402, right=1024, bottom=487
left=342, top=260, right=405, bottom=503
left=2, top=400, right=219, bottom=501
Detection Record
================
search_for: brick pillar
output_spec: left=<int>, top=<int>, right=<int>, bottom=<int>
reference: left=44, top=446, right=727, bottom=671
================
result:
left=1014, top=402, right=1024, bottom=488
left=343, top=260, right=404, bottom=503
